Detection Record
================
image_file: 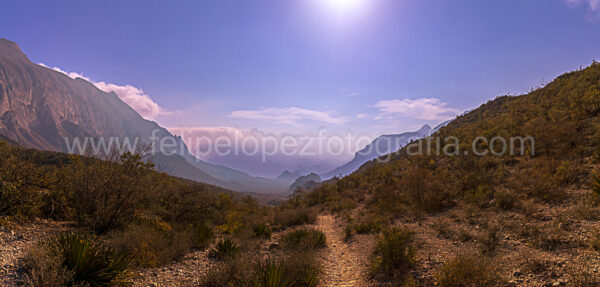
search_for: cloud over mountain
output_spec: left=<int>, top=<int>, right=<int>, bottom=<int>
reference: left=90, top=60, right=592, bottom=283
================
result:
left=374, top=98, right=459, bottom=121
left=37, top=63, right=168, bottom=120
left=230, top=107, right=348, bottom=126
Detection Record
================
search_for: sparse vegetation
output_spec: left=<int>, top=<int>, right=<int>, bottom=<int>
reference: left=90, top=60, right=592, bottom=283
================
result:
left=200, top=252, right=321, bottom=287
left=436, top=255, right=502, bottom=287
left=281, top=228, right=326, bottom=250
left=24, top=232, right=131, bottom=286
left=370, top=227, right=416, bottom=282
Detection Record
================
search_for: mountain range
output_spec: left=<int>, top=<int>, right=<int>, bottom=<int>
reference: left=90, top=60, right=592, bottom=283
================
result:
left=320, top=122, right=448, bottom=180
left=0, top=38, right=288, bottom=194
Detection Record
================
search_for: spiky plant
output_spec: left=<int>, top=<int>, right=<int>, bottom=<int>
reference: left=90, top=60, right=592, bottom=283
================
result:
left=46, top=232, right=131, bottom=286
left=208, top=238, right=239, bottom=259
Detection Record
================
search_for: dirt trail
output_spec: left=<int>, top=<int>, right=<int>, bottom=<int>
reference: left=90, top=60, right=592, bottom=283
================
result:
left=316, top=215, right=374, bottom=287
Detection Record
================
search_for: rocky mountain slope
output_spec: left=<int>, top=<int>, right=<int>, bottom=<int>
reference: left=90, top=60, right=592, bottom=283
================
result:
left=0, top=38, right=286, bottom=194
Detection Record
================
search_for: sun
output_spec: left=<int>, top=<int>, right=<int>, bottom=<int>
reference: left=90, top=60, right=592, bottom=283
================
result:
left=322, top=0, right=367, bottom=15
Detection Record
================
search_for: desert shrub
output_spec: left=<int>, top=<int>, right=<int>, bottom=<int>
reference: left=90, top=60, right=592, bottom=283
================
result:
left=436, top=255, right=501, bottom=287
left=0, top=181, right=20, bottom=215
left=371, top=227, right=416, bottom=280
left=493, top=190, right=518, bottom=210
left=432, top=220, right=454, bottom=239
left=200, top=255, right=250, bottom=286
left=209, top=238, right=240, bottom=259
left=252, top=223, right=273, bottom=238
left=111, top=221, right=191, bottom=267
left=60, top=153, right=155, bottom=233
left=478, top=225, right=500, bottom=255
left=188, top=222, right=214, bottom=249
left=271, top=207, right=317, bottom=229
left=25, top=232, right=131, bottom=286
left=281, top=228, right=326, bottom=250
left=201, top=252, right=321, bottom=287
left=353, top=218, right=384, bottom=234
left=590, top=172, right=600, bottom=204
left=22, top=243, right=73, bottom=287
left=532, top=225, right=567, bottom=251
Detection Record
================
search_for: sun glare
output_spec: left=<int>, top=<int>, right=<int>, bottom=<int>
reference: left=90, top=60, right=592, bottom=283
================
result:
left=321, top=0, right=368, bottom=16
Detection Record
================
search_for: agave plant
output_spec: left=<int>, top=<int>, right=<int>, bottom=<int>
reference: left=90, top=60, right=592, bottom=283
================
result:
left=208, top=238, right=239, bottom=259
left=46, top=232, right=131, bottom=286
left=255, top=259, right=294, bottom=287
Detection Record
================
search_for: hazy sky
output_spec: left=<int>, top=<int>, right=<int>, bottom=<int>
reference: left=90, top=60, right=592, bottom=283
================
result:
left=1, top=0, right=600, bottom=175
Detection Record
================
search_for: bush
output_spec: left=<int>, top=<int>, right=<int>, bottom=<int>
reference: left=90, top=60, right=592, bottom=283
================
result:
left=493, top=190, right=518, bottom=210
left=111, top=222, right=191, bottom=267
left=22, top=243, right=74, bottom=287
left=353, top=218, right=384, bottom=234
left=60, top=153, right=155, bottom=233
left=200, top=252, right=321, bottom=287
left=591, top=172, right=600, bottom=204
left=209, top=238, right=240, bottom=259
left=370, top=227, right=416, bottom=280
left=189, top=222, right=214, bottom=249
left=478, top=226, right=499, bottom=255
left=24, top=232, right=131, bottom=286
left=252, top=223, right=273, bottom=238
left=271, top=207, right=317, bottom=229
left=281, top=228, right=326, bottom=250
left=436, top=255, right=501, bottom=287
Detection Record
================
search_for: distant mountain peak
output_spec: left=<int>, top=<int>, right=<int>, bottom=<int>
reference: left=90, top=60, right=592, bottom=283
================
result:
left=416, top=124, right=432, bottom=134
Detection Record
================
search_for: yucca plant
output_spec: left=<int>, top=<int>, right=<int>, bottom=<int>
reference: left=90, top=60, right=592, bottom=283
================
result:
left=46, top=232, right=131, bottom=286
left=255, top=259, right=294, bottom=287
left=208, top=238, right=239, bottom=259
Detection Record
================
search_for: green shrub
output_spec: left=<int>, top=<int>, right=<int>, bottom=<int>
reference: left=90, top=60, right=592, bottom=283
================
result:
left=30, top=232, right=131, bottom=286
left=436, top=255, right=501, bottom=287
left=189, top=222, right=214, bottom=249
left=209, top=238, right=239, bottom=259
left=252, top=223, right=273, bottom=238
left=371, top=227, right=415, bottom=280
left=281, top=229, right=326, bottom=250
left=254, top=259, right=294, bottom=287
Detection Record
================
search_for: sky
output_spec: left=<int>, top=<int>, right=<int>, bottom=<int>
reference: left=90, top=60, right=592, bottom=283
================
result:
left=1, top=0, right=600, bottom=176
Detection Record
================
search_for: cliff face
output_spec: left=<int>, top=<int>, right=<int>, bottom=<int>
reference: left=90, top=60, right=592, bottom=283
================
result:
left=0, top=38, right=173, bottom=152
left=0, top=38, right=288, bottom=194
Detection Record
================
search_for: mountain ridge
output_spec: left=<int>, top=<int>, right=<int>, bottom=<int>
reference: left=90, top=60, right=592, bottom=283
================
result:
left=0, top=38, right=287, bottom=194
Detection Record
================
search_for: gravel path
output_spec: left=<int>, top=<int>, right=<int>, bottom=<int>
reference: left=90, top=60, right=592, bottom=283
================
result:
left=316, top=215, right=376, bottom=287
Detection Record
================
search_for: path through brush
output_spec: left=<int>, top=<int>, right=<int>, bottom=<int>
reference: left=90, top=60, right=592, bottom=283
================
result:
left=315, top=215, right=375, bottom=287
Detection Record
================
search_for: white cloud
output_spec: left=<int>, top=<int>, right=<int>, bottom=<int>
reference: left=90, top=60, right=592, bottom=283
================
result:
left=566, top=0, right=600, bottom=14
left=38, top=63, right=168, bottom=120
left=374, top=98, right=459, bottom=121
left=356, top=113, right=369, bottom=119
left=230, top=107, right=348, bottom=125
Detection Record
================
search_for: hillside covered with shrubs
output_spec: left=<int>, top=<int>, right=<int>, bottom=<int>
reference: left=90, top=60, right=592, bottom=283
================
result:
left=292, top=62, right=600, bottom=285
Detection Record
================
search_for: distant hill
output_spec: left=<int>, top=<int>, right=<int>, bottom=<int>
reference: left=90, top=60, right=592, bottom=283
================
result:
left=0, top=38, right=287, bottom=194
left=321, top=123, right=448, bottom=179
left=290, top=173, right=322, bottom=191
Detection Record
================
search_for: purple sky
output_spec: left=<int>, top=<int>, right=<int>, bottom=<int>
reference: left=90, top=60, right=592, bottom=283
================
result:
left=1, top=0, right=599, bottom=176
